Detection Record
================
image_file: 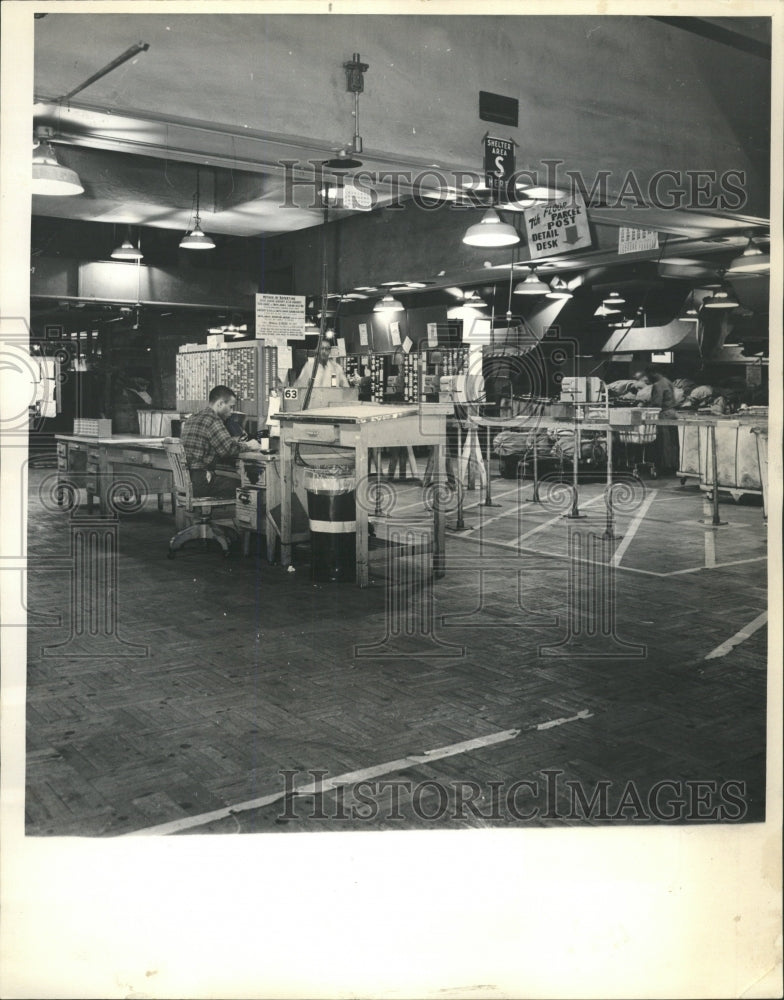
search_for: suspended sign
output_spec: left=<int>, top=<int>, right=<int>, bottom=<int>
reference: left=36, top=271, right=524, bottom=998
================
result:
left=484, top=135, right=515, bottom=193
left=618, top=227, right=659, bottom=254
left=523, top=193, right=591, bottom=258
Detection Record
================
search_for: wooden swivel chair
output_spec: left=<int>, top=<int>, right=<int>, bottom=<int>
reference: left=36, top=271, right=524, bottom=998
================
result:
left=163, top=438, right=237, bottom=557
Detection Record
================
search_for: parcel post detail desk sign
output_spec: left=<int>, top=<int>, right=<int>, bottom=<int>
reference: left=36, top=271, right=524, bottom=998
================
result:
left=523, top=192, right=591, bottom=257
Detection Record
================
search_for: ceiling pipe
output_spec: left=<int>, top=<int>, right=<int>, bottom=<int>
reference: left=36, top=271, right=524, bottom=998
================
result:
left=31, top=293, right=253, bottom=312
left=57, top=42, right=150, bottom=103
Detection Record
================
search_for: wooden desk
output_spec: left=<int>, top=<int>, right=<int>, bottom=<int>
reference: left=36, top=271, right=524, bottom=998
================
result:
left=276, top=403, right=447, bottom=587
left=236, top=452, right=310, bottom=561
left=56, top=434, right=175, bottom=516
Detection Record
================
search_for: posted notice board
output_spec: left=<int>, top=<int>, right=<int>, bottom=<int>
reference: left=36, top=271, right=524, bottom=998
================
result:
left=255, top=293, right=306, bottom=341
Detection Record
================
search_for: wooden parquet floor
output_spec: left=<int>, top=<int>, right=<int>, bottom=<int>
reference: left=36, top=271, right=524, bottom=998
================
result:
left=20, top=462, right=768, bottom=835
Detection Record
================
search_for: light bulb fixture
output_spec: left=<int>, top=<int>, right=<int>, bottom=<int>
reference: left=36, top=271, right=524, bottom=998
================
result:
left=546, top=277, right=573, bottom=299
left=111, top=230, right=143, bottom=261
left=32, top=131, right=84, bottom=196
left=373, top=293, right=404, bottom=312
left=604, top=291, right=625, bottom=306
left=463, top=209, right=520, bottom=247
left=180, top=169, right=215, bottom=250
left=513, top=267, right=550, bottom=295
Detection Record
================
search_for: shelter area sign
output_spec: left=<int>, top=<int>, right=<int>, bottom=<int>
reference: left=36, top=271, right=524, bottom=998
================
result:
left=484, top=135, right=515, bottom=192
left=523, top=193, right=591, bottom=258
left=255, top=293, right=306, bottom=341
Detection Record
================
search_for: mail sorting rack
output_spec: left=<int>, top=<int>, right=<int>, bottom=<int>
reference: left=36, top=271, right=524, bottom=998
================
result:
left=176, top=340, right=278, bottom=423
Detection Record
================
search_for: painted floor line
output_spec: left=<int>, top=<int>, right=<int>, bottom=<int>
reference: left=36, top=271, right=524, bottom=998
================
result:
left=704, top=611, right=767, bottom=659
left=447, top=531, right=766, bottom=580
left=536, top=709, right=593, bottom=730
left=511, top=493, right=606, bottom=545
left=665, top=556, right=768, bottom=576
left=123, top=710, right=594, bottom=837
left=611, top=489, right=657, bottom=567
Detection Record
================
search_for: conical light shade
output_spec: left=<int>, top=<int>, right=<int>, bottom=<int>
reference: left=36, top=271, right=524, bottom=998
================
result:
left=594, top=303, right=621, bottom=317
left=604, top=291, right=625, bottom=305
left=111, top=238, right=143, bottom=261
left=727, top=251, right=769, bottom=274
left=323, top=149, right=363, bottom=170
left=179, top=226, right=215, bottom=250
left=463, top=209, right=520, bottom=247
left=546, top=277, right=573, bottom=299
left=373, top=294, right=404, bottom=312
left=32, top=143, right=84, bottom=196
left=513, top=269, right=549, bottom=295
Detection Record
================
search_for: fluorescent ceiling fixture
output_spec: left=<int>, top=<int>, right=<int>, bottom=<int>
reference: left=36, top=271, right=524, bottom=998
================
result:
left=499, top=196, right=537, bottom=212
left=32, top=141, right=84, bottom=196
left=111, top=239, right=143, bottom=261
left=513, top=268, right=550, bottom=295
left=463, top=209, right=520, bottom=247
left=515, top=185, right=567, bottom=199
left=373, top=294, right=404, bottom=312
left=661, top=257, right=708, bottom=267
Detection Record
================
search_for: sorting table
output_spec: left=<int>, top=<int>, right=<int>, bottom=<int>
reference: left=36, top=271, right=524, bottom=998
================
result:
left=276, top=403, right=447, bottom=587
left=55, top=434, right=175, bottom=516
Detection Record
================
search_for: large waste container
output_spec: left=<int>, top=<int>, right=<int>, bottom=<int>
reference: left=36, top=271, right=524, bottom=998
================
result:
left=304, top=466, right=356, bottom=583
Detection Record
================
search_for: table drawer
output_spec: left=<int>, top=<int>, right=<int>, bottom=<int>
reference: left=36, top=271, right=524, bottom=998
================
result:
left=286, top=423, right=340, bottom=444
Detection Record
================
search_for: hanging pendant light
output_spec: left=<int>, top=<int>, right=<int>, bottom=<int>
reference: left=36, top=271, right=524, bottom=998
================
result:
left=111, top=228, right=143, bottom=261
left=604, top=291, right=625, bottom=306
left=594, top=302, right=621, bottom=317
left=727, top=235, right=769, bottom=274
left=463, top=208, right=520, bottom=247
left=32, top=133, right=84, bottom=196
left=180, top=169, right=215, bottom=250
left=373, top=293, right=404, bottom=312
left=546, top=277, right=573, bottom=299
left=513, top=267, right=549, bottom=295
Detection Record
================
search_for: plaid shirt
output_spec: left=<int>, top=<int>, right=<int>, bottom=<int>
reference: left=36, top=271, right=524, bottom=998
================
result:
left=180, top=407, right=241, bottom=470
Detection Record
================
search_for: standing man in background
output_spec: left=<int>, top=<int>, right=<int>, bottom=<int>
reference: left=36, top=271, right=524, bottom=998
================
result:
left=634, top=367, right=678, bottom=471
left=295, top=340, right=350, bottom=389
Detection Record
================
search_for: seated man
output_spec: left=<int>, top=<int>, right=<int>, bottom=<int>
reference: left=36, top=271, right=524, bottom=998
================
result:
left=180, top=384, right=260, bottom=498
